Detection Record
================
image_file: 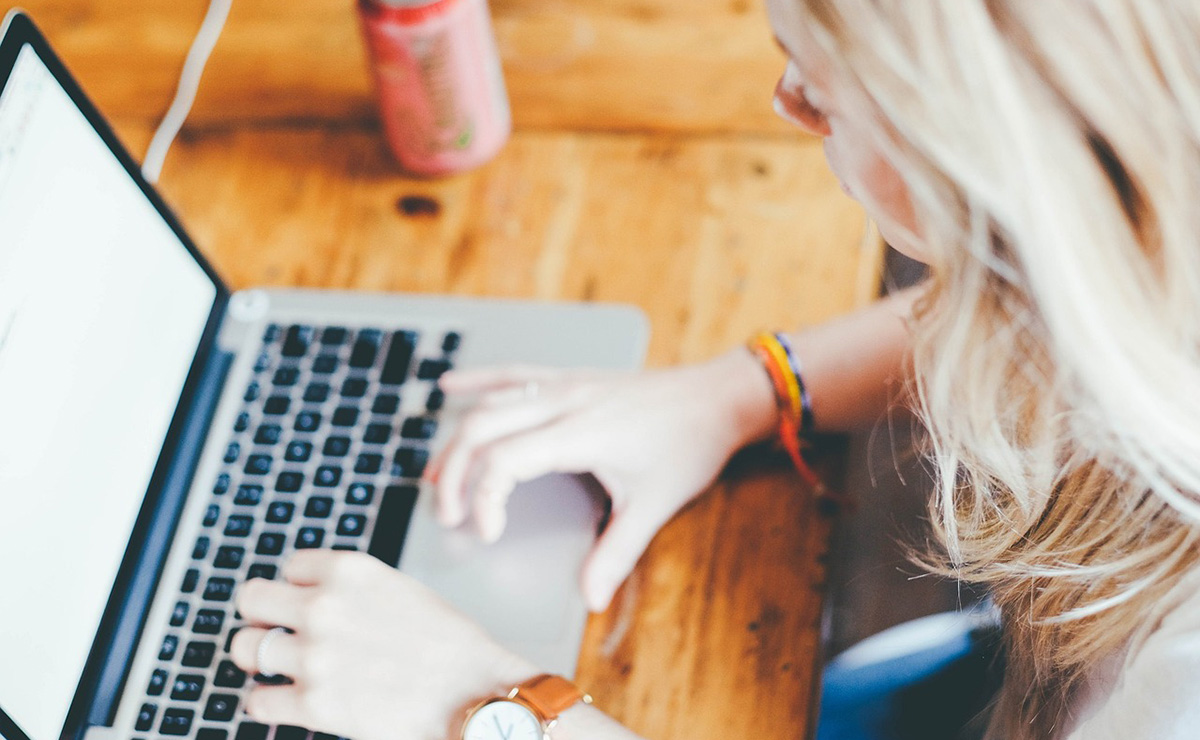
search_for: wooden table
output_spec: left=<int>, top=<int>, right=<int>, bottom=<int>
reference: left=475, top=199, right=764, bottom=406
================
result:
left=21, top=1, right=881, bottom=737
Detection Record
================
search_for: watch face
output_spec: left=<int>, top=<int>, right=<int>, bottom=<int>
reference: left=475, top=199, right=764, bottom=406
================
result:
left=463, top=700, right=544, bottom=740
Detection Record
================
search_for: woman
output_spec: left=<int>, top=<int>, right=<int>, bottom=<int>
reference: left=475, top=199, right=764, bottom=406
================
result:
left=229, top=1, right=1200, bottom=738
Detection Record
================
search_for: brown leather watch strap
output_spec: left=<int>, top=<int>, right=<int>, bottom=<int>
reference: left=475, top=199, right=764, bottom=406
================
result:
left=514, top=674, right=590, bottom=720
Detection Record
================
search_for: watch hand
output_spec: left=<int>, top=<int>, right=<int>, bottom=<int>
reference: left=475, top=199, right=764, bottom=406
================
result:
left=493, top=713, right=511, bottom=740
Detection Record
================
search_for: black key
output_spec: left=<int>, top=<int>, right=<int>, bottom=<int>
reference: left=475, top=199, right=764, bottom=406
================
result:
left=266, top=501, right=295, bottom=524
left=355, top=453, right=383, bottom=475
left=323, top=436, right=351, bottom=457
left=332, top=407, right=359, bottom=427
left=341, top=377, right=369, bottom=398
left=380, top=331, right=417, bottom=384
left=363, top=423, right=391, bottom=445
left=181, top=569, right=200, bottom=594
left=243, top=382, right=261, bottom=403
left=193, top=608, right=225, bottom=634
left=368, top=485, right=420, bottom=566
left=244, top=454, right=272, bottom=476
left=203, top=577, right=236, bottom=602
left=263, top=396, right=291, bottom=415
left=182, top=640, right=217, bottom=668
left=332, top=543, right=358, bottom=551
left=204, top=694, right=239, bottom=722
left=272, top=367, right=300, bottom=387
left=313, top=354, right=339, bottom=374
left=203, top=503, right=220, bottom=527
left=337, top=514, right=366, bottom=537
left=294, top=411, right=322, bottom=432
left=442, top=331, right=461, bottom=352
left=192, top=536, right=211, bottom=560
left=135, top=703, right=157, bottom=732
left=276, top=471, right=305, bottom=493
left=349, top=334, right=381, bottom=369
left=171, top=673, right=206, bottom=701
left=234, top=484, right=264, bottom=506
left=285, top=441, right=313, bottom=462
left=275, top=726, right=308, bottom=740
left=160, top=708, right=194, bottom=736
left=321, top=326, right=348, bottom=345
left=254, top=352, right=272, bottom=372
left=214, top=659, right=247, bottom=689
left=426, top=387, right=445, bottom=412
left=281, top=325, right=314, bottom=358
left=198, top=729, right=229, bottom=740
left=346, top=483, right=375, bottom=505
left=256, top=532, right=286, bottom=556
left=400, top=416, right=437, bottom=440
left=224, top=627, right=240, bottom=653
left=235, top=722, right=269, bottom=740
left=170, top=601, right=189, bottom=627
left=213, top=546, right=244, bottom=570
left=234, top=412, right=251, bottom=432
left=223, top=442, right=241, bottom=464
left=304, top=496, right=334, bottom=518
left=254, top=424, right=282, bottom=445
left=416, top=358, right=452, bottom=381
left=263, top=324, right=280, bottom=343
left=296, top=527, right=324, bottom=549
left=247, top=563, right=277, bottom=581
left=373, top=394, right=400, bottom=415
left=213, top=473, right=231, bottom=495
left=147, top=668, right=168, bottom=696
left=314, top=465, right=342, bottom=487
left=393, top=447, right=429, bottom=478
left=304, top=382, right=330, bottom=403
left=314, top=733, right=339, bottom=740
left=158, top=634, right=179, bottom=661
left=224, top=515, right=254, bottom=537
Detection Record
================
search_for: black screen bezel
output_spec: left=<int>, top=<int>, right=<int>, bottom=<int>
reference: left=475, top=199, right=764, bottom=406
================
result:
left=0, top=10, right=231, bottom=740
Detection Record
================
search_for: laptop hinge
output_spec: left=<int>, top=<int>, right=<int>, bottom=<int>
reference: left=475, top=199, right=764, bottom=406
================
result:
left=79, top=341, right=234, bottom=735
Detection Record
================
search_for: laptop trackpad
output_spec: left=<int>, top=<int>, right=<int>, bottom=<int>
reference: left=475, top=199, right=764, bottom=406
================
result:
left=397, top=474, right=607, bottom=644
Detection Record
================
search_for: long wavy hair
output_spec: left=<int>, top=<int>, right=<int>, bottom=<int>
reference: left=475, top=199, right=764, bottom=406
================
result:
left=780, top=1, right=1200, bottom=736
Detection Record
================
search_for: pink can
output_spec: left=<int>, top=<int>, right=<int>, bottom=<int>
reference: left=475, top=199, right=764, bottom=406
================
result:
left=357, top=0, right=512, bottom=176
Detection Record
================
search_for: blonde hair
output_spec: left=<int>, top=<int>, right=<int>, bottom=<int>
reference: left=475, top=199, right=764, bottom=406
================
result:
left=783, top=1, right=1200, bottom=736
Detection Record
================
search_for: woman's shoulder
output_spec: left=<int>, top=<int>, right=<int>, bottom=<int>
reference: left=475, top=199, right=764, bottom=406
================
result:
left=1063, top=563, right=1200, bottom=739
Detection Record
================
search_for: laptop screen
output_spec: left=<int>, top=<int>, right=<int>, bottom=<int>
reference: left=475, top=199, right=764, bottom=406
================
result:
left=0, top=43, right=218, bottom=740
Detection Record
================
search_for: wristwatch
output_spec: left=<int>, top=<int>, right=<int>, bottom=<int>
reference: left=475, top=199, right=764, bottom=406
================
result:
left=460, top=673, right=592, bottom=740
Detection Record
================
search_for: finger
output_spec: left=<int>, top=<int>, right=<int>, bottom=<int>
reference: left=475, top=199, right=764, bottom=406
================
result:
left=469, top=423, right=592, bottom=543
left=229, top=626, right=304, bottom=678
left=429, top=400, right=569, bottom=527
left=281, top=549, right=344, bottom=586
left=581, top=503, right=666, bottom=612
left=244, top=684, right=313, bottom=729
left=438, top=365, right=562, bottom=394
left=235, top=578, right=310, bottom=629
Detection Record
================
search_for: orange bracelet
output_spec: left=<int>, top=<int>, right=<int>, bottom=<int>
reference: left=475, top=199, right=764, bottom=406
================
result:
left=748, top=334, right=823, bottom=491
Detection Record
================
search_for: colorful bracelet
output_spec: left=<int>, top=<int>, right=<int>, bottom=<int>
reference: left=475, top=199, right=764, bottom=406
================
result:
left=747, top=332, right=822, bottom=491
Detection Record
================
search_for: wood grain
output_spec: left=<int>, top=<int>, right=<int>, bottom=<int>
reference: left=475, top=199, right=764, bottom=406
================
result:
left=22, top=0, right=796, bottom=134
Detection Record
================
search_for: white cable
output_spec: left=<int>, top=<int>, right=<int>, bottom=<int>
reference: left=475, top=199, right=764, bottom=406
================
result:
left=141, top=0, right=233, bottom=184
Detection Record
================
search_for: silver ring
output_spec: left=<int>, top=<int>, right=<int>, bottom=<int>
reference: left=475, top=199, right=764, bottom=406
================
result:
left=523, top=381, right=540, bottom=399
left=256, top=626, right=289, bottom=678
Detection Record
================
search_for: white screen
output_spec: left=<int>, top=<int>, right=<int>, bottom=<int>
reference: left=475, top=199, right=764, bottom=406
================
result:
left=0, top=45, right=217, bottom=740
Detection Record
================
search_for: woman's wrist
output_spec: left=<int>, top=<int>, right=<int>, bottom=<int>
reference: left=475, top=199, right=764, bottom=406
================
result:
left=703, top=348, right=780, bottom=451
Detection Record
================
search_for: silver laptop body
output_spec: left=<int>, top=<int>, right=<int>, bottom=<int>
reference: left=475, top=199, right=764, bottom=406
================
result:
left=0, top=12, right=647, bottom=740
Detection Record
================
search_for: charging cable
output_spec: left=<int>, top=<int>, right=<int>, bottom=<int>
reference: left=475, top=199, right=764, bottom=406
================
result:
left=141, top=0, right=233, bottom=184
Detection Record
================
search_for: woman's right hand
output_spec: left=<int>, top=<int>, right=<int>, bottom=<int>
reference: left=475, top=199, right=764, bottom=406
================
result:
left=426, top=349, right=777, bottom=612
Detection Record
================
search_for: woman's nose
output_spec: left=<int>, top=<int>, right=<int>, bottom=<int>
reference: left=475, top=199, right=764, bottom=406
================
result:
left=773, top=61, right=831, bottom=137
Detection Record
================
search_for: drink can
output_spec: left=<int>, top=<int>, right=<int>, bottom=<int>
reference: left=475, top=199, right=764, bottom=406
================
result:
left=357, top=0, right=512, bottom=176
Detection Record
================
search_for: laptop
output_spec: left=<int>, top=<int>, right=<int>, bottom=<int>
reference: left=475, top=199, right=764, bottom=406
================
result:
left=0, top=11, right=648, bottom=740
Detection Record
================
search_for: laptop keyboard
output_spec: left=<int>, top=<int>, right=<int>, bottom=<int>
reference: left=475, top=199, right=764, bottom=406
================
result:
left=131, top=323, right=460, bottom=740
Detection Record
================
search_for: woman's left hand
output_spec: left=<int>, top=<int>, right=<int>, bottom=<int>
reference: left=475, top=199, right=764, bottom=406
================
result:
left=229, top=550, right=536, bottom=740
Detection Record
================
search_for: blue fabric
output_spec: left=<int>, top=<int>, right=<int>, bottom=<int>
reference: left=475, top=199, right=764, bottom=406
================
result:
left=816, top=627, right=1001, bottom=740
